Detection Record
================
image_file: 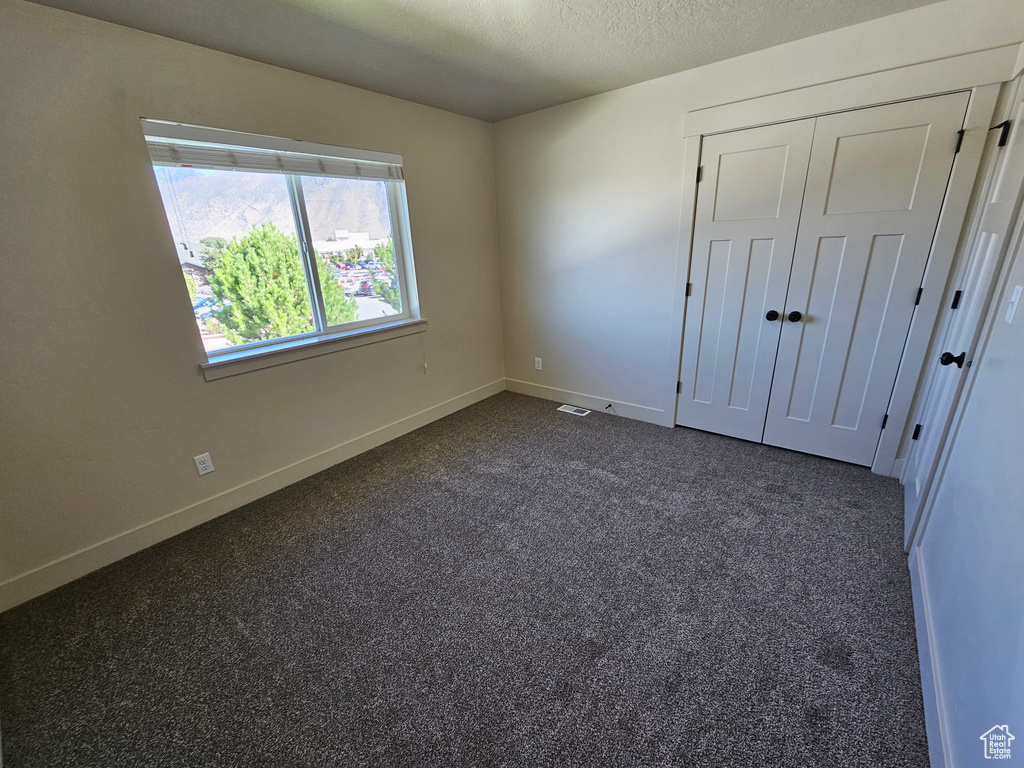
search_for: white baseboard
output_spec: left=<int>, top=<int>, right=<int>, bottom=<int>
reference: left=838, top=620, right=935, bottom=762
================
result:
left=504, top=378, right=669, bottom=426
left=891, top=457, right=907, bottom=480
left=908, top=547, right=949, bottom=768
left=0, top=378, right=506, bottom=613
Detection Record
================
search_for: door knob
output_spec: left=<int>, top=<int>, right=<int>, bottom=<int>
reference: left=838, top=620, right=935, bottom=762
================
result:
left=765, top=310, right=780, bottom=321
left=787, top=311, right=803, bottom=322
left=939, top=351, right=966, bottom=368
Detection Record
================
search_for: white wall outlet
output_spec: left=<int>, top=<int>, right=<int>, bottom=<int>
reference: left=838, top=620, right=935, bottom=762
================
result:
left=534, top=357, right=543, bottom=370
left=193, top=452, right=214, bottom=476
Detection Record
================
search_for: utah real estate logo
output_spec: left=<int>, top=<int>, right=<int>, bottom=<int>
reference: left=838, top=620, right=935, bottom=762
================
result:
left=980, top=725, right=1014, bottom=760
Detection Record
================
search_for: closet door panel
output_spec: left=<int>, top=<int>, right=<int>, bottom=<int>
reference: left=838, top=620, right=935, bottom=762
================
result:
left=763, top=92, right=971, bottom=465
left=676, top=120, right=814, bottom=441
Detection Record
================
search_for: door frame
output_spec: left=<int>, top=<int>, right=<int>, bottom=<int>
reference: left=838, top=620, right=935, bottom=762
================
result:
left=902, top=74, right=1024, bottom=549
left=908, top=107, right=1024, bottom=553
left=668, top=48, right=1014, bottom=475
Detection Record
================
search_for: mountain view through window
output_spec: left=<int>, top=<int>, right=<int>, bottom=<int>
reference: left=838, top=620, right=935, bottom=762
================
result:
left=154, top=166, right=401, bottom=353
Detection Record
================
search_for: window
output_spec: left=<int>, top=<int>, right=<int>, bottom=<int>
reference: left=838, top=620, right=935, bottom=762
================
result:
left=143, top=120, right=422, bottom=376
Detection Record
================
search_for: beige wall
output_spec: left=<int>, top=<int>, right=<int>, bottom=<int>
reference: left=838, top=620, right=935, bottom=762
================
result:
left=0, top=0, right=504, bottom=609
left=494, top=0, right=1024, bottom=425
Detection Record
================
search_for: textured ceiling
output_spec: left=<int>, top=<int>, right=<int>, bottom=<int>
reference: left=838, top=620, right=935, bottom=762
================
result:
left=28, top=0, right=942, bottom=121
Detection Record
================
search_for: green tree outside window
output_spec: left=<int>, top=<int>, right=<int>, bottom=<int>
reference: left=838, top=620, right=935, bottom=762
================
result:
left=209, top=222, right=357, bottom=345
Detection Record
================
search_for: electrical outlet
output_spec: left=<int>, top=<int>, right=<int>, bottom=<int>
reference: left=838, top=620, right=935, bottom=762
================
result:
left=535, top=357, right=543, bottom=371
left=193, top=452, right=214, bottom=476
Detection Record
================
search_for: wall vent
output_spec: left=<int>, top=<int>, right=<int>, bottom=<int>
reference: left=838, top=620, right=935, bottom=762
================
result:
left=556, top=405, right=591, bottom=416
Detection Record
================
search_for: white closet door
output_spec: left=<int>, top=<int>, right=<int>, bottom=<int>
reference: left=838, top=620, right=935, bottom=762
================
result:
left=763, top=92, right=971, bottom=465
left=676, top=120, right=814, bottom=441
left=904, top=81, right=1024, bottom=546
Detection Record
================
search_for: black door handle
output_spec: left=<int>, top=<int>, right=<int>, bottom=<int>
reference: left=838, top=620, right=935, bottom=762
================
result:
left=939, top=351, right=966, bottom=368
left=787, top=311, right=803, bottom=323
left=765, top=310, right=779, bottom=321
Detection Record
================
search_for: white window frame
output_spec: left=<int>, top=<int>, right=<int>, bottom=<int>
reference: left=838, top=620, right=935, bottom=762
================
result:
left=142, top=119, right=424, bottom=380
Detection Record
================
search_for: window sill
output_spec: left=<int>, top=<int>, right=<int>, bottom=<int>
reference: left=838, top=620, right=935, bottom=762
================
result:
left=199, top=318, right=427, bottom=381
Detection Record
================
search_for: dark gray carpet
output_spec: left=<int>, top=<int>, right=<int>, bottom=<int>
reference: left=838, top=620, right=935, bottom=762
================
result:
left=0, top=392, right=928, bottom=767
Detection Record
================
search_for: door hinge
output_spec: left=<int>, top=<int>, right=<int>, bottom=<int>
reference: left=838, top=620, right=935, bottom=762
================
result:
left=881, top=414, right=888, bottom=429
left=676, top=381, right=682, bottom=394
left=696, top=165, right=703, bottom=183
left=990, top=120, right=1012, bottom=148
left=686, top=282, right=693, bottom=296
left=954, top=129, right=965, bottom=154
left=951, top=289, right=963, bottom=309
left=912, top=424, right=922, bottom=440
left=915, top=287, right=923, bottom=306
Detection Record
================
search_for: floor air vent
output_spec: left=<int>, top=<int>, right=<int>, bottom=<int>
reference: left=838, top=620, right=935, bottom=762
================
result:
left=556, top=404, right=591, bottom=416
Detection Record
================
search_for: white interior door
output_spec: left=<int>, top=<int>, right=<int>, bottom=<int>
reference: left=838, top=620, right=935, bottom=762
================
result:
left=762, top=92, right=971, bottom=465
left=903, top=81, right=1024, bottom=547
left=676, top=120, right=813, bottom=441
